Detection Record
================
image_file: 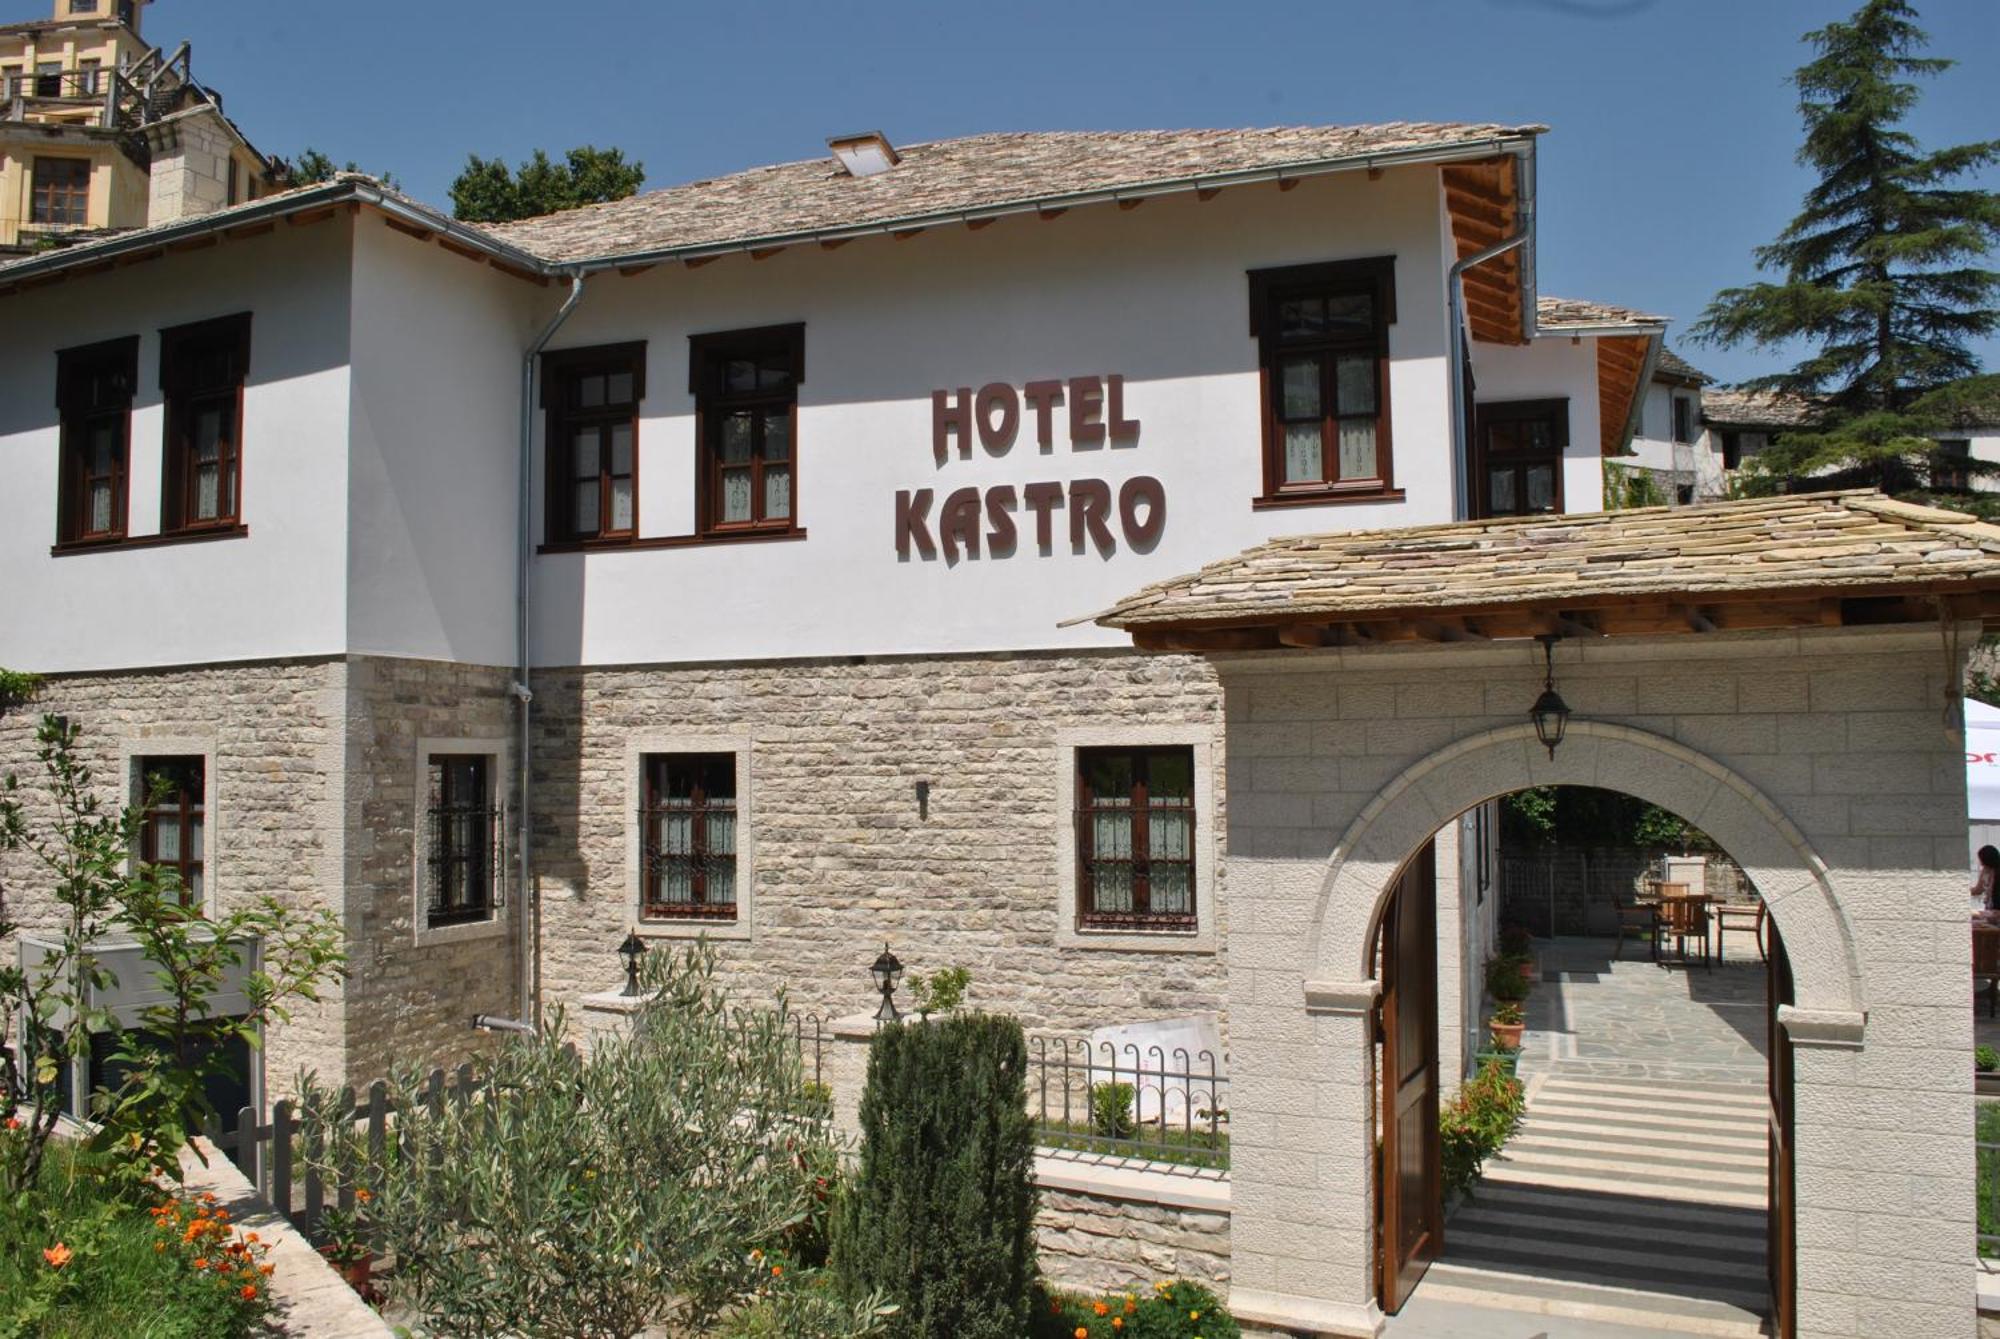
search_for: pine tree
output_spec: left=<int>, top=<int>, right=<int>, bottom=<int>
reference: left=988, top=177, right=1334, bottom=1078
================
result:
left=448, top=146, right=644, bottom=223
left=1691, top=0, right=1999, bottom=494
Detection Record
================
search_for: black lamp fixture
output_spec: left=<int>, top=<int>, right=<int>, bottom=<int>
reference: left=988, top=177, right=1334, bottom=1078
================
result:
left=617, top=930, right=647, bottom=997
left=870, top=942, right=904, bottom=1023
left=1528, top=633, right=1571, bottom=760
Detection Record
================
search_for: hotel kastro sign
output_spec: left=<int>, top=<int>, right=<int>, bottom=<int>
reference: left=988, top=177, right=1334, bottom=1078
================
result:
left=896, top=374, right=1165, bottom=562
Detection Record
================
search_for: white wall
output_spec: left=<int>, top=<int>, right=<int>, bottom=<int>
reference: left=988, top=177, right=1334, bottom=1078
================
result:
left=345, top=219, right=546, bottom=667
left=0, top=219, right=355, bottom=674
left=527, top=168, right=1608, bottom=667
left=1467, top=334, right=1606, bottom=515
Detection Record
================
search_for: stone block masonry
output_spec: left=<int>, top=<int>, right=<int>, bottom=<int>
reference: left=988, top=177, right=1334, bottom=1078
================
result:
left=531, top=648, right=1229, bottom=1034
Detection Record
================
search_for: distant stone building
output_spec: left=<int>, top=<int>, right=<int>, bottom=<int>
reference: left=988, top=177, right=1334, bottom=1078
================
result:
left=0, top=0, right=277, bottom=252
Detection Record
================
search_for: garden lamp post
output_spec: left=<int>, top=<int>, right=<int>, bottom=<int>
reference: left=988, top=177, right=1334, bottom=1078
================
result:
left=618, top=930, right=647, bottom=997
left=870, top=942, right=904, bottom=1023
left=1528, top=633, right=1572, bottom=760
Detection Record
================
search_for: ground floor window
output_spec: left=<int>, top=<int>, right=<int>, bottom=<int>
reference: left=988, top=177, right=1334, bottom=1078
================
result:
left=137, top=756, right=205, bottom=909
left=640, top=752, right=738, bottom=921
left=425, top=753, right=499, bottom=927
left=1075, top=745, right=1197, bottom=932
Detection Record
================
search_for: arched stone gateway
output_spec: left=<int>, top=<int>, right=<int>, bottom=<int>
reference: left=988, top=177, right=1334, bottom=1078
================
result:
left=1303, top=720, right=1863, bottom=1018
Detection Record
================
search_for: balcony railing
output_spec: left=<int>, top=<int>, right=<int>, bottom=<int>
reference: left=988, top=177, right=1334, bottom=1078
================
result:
left=5, top=69, right=105, bottom=101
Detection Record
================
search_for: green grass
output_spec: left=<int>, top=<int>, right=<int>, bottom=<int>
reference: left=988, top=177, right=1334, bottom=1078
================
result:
left=0, top=1142, right=272, bottom=1338
left=1036, top=1120, right=1229, bottom=1171
left=1979, top=1103, right=2000, bottom=1259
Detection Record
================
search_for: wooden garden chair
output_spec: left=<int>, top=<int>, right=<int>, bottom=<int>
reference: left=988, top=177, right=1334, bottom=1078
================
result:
left=1656, top=891, right=1712, bottom=971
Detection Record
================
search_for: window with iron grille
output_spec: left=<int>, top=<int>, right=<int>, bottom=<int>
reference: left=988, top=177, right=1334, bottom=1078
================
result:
left=31, top=157, right=90, bottom=226
left=56, top=335, right=136, bottom=544
left=640, top=753, right=738, bottom=921
left=426, top=754, right=499, bottom=927
left=1076, top=746, right=1197, bottom=932
left=138, top=756, right=205, bottom=909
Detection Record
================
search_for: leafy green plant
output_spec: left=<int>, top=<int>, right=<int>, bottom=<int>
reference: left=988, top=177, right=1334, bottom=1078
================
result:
left=358, top=942, right=848, bottom=1338
left=1603, top=461, right=1668, bottom=511
left=1089, top=1081, right=1137, bottom=1142
left=835, top=1012, right=1039, bottom=1339
left=1033, top=1279, right=1240, bottom=1339
left=1440, top=1059, right=1526, bottom=1199
left=1490, top=1000, right=1524, bottom=1027
left=1979, top=1103, right=2000, bottom=1258
left=0, top=667, right=41, bottom=716
left=909, top=965, right=971, bottom=1018
left=1978, top=1046, right=1998, bottom=1074
left=1484, top=956, right=1530, bottom=1005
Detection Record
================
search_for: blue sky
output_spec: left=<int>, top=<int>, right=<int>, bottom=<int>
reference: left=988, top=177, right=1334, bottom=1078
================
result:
left=142, top=0, right=1998, bottom=385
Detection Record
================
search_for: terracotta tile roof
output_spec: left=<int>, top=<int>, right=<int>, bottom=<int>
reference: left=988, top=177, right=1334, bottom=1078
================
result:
left=1701, top=388, right=1824, bottom=430
left=1092, top=490, right=2000, bottom=631
left=1654, top=347, right=1707, bottom=383
left=489, top=123, right=1545, bottom=264
left=1535, top=295, right=1667, bottom=330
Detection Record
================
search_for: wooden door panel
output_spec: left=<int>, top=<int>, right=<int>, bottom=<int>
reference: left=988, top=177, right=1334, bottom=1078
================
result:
left=1377, top=841, right=1441, bottom=1313
left=1768, top=921, right=1795, bottom=1339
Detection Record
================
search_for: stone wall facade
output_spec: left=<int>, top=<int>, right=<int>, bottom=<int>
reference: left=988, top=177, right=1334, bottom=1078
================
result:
left=0, top=654, right=520, bottom=1101
left=530, top=649, right=1230, bottom=1035
left=1037, top=1181, right=1231, bottom=1297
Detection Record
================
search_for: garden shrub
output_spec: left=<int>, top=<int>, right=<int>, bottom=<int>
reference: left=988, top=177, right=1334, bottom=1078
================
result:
left=834, top=1012, right=1039, bottom=1339
left=1091, top=1081, right=1137, bottom=1141
left=1483, top=955, right=1530, bottom=1003
left=1033, top=1280, right=1240, bottom=1339
left=1440, top=1059, right=1525, bottom=1199
left=355, top=941, right=860, bottom=1338
left=1978, top=1045, right=1998, bottom=1073
left=1980, top=1103, right=2000, bottom=1258
left=0, top=1139, right=274, bottom=1338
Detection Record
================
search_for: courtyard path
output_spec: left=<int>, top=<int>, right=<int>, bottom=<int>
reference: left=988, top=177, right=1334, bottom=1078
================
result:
left=1390, top=934, right=1773, bottom=1338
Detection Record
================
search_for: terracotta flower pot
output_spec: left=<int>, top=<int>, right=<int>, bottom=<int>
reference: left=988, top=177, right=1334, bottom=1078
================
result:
left=320, top=1246, right=373, bottom=1290
left=1489, top=1021, right=1525, bottom=1049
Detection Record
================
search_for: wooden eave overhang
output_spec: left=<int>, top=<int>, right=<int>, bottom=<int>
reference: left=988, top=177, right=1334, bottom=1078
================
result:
left=1088, top=491, right=2000, bottom=652
left=1443, top=155, right=1528, bottom=346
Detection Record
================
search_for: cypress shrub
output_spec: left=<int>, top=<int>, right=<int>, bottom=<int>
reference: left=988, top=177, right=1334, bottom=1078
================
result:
left=834, top=1012, right=1038, bottom=1339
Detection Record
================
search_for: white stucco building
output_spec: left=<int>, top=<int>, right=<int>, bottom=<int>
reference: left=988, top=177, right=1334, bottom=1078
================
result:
left=3, top=123, right=1988, bottom=1337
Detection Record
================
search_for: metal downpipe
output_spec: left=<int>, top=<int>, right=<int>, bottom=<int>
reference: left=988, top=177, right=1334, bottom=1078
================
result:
left=1446, top=151, right=1534, bottom=521
left=516, top=273, right=586, bottom=1029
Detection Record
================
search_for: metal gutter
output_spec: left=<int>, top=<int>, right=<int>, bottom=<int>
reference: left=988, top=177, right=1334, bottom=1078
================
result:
left=561, top=134, right=1545, bottom=273
left=515, top=273, right=587, bottom=1029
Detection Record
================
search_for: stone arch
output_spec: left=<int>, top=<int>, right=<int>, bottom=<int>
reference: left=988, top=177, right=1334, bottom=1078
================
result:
left=1302, top=719, right=1865, bottom=1016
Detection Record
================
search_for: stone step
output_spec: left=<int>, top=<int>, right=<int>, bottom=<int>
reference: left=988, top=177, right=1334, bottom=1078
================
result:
left=1496, top=1146, right=1766, bottom=1192
left=1522, top=1117, right=1769, bottom=1155
left=1526, top=1100, right=1768, bottom=1138
left=1528, top=1091, right=1770, bottom=1123
left=1445, top=1227, right=1767, bottom=1285
left=1541, top=1077, right=1769, bottom=1102
left=1451, top=1204, right=1766, bottom=1256
left=1482, top=1163, right=1767, bottom=1209
left=1459, top=1180, right=1768, bottom=1238
left=1416, top=1263, right=1769, bottom=1338
left=1435, top=1240, right=1771, bottom=1310
left=1510, top=1131, right=1771, bottom=1171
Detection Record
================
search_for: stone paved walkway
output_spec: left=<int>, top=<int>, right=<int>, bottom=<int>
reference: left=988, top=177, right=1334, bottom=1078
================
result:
left=1392, top=934, right=1773, bottom=1338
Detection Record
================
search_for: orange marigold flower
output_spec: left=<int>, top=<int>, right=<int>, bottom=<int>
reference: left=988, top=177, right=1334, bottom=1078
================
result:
left=1113, top=1321, right=1124, bottom=1332
left=194, top=1258, right=209, bottom=1270
left=1094, top=1301, right=1111, bottom=1316
left=43, top=1243, right=72, bottom=1268
left=240, top=1284, right=258, bottom=1301
left=5, top=1116, right=20, bottom=1131
left=770, top=1265, right=782, bottom=1278
left=259, top=1264, right=274, bottom=1276
left=154, top=1242, right=167, bottom=1253
left=245, top=1232, right=259, bottom=1244
left=355, top=1188, right=373, bottom=1203
left=1074, top=1330, right=1088, bottom=1339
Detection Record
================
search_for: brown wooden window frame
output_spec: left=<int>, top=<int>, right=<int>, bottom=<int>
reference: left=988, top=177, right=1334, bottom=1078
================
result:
left=638, top=752, right=739, bottom=923
left=30, top=156, right=91, bottom=226
left=1247, top=257, right=1399, bottom=509
left=1075, top=745, right=1199, bottom=934
left=425, top=753, right=501, bottom=928
left=689, top=323, right=805, bottom=539
left=160, top=312, right=252, bottom=535
left=55, top=335, right=137, bottom=545
left=1934, top=438, right=1973, bottom=491
left=1473, top=397, right=1569, bottom=520
left=1672, top=394, right=1696, bottom=445
left=541, top=341, right=645, bottom=546
left=137, top=756, right=205, bottom=911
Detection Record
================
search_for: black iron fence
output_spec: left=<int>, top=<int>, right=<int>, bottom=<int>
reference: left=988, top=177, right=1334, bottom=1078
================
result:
left=1027, top=1036, right=1228, bottom=1170
left=1978, top=1099, right=1999, bottom=1258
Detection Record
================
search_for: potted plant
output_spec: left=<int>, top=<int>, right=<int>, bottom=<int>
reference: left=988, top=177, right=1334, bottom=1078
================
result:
left=316, top=1193, right=375, bottom=1294
left=1489, top=1000, right=1525, bottom=1050
left=1484, top=955, right=1530, bottom=1005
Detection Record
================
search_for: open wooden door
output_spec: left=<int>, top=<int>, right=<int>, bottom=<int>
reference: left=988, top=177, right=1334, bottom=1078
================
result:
left=1767, top=921, right=1796, bottom=1339
left=1376, top=840, right=1441, bottom=1313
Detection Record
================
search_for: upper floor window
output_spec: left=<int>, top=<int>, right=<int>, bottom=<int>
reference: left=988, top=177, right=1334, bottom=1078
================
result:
left=160, top=313, right=251, bottom=533
left=689, top=324, right=803, bottom=536
left=1672, top=394, right=1696, bottom=444
left=1935, top=439, right=1972, bottom=491
left=1075, top=745, right=1197, bottom=933
left=425, top=753, right=499, bottom=928
left=639, top=753, right=737, bottom=922
left=1473, top=398, right=1568, bottom=519
left=1247, top=257, right=1396, bottom=506
left=1720, top=430, right=1743, bottom=472
left=542, top=343, right=643, bottom=545
left=138, top=756, right=205, bottom=909
left=55, top=335, right=136, bottom=544
left=69, top=0, right=100, bottom=13
left=31, top=157, right=90, bottom=226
